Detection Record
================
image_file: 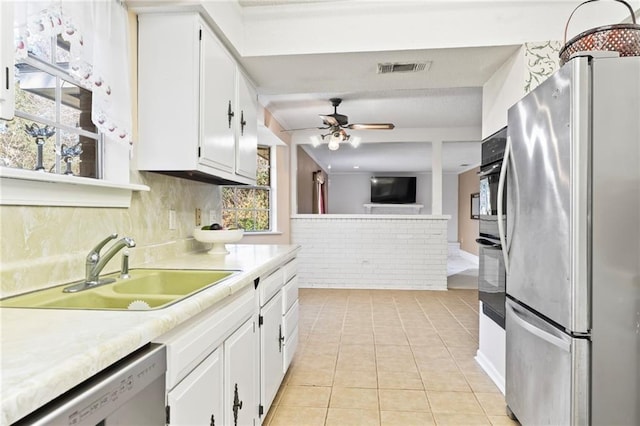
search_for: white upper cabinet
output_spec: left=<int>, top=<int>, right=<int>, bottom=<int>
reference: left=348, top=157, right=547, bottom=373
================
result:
left=199, top=23, right=236, bottom=174
left=235, top=70, right=258, bottom=180
left=137, top=13, right=257, bottom=185
left=0, top=1, right=15, bottom=121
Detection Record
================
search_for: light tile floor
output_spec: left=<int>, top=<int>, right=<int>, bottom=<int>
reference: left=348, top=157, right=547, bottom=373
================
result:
left=263, top=288, right=518, bottom=426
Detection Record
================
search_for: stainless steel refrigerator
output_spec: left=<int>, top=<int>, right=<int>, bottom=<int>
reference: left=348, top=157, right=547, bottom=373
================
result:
left=499, top=55, right=640, bottom=425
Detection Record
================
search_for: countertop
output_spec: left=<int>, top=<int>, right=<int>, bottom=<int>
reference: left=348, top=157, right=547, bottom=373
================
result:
left=0, top=244, right=300, bottom=426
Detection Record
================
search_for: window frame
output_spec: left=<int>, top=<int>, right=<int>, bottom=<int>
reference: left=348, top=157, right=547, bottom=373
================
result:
left=0, top=4, right=147, bottom=207
left=221, top=145, right=275, bottom=233
left=12, top=52, right=104, bottom=177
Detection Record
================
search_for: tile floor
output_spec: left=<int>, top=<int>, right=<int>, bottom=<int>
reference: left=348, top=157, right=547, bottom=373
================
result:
left=263, top=288, right=518, bottom=426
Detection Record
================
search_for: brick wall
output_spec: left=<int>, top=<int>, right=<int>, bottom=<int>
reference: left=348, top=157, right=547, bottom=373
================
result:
left=291, top=215, right=449, bottom=290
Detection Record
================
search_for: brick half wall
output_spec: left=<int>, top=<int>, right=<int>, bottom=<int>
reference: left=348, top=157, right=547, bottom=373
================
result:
left=291, top=215, right=449, bottom=290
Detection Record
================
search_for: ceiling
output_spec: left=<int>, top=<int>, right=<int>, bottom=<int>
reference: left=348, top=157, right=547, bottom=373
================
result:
left=232, top=1, right=522, bottom=174
left=242, top=44, right=518, bottom=173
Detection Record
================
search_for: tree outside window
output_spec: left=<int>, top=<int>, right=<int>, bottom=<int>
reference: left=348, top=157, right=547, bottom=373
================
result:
left=222, top=146, right=272, bottom=231
left=0, top=34, right=100, bottom=177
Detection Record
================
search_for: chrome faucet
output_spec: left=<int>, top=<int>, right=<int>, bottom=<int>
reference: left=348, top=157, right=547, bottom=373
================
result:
left=64, top=233, right=136, bottom=293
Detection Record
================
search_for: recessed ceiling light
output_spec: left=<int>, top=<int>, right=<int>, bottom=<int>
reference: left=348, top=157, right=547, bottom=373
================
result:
left=353, top=165, right=359, bottom=169
left=328, top=164, right=332, bottom=169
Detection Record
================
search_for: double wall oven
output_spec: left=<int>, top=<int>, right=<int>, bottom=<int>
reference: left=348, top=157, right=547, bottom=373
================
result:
left=477, top=127, right=507, bottom=328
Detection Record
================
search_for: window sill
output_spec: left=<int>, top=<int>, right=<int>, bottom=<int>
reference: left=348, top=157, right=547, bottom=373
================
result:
left=243, top=231, right=283, bottom=236
left=0, top=167, right=150, bottom=207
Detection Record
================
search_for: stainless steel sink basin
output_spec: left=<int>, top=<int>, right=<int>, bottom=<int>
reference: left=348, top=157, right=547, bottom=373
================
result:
left=0, top=269, right=237, bottom=310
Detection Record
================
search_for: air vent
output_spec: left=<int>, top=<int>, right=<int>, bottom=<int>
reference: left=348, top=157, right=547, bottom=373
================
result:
left=377, top=61, right=431, bottom=74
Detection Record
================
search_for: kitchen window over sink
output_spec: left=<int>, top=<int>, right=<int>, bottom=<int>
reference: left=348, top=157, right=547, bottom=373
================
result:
left=222, top=146, right=273, bottom=232
left=0, top=0, right=147, bottom=207
left=2, top=34, right=101, bottom=177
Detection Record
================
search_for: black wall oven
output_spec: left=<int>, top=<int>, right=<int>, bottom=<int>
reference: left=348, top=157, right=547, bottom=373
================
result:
left=477, top=127, right=507, bottom=329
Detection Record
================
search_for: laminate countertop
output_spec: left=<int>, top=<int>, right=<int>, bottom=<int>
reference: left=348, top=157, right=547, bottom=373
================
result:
left=0, top=244, right=300, bottom=426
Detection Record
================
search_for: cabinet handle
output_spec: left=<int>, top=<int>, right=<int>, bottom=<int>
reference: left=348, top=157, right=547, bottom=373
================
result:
left=240, top=110, right=246, bottom=136
left=232, top=383, right=243, bottom=426
left=278, top=325, right=284, bottom=353
left=210, top=414, right=215, bottom=426
left=227, top=101, right=235, bottom=129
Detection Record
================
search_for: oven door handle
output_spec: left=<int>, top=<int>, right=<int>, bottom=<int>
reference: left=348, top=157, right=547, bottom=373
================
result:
left=477, top=163, right=500, bottom=177
left=475, top=238, right=501, bottom=249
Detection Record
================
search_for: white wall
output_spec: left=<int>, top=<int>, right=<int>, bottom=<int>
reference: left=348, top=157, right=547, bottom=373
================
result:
left=327, top=172, right=459, bottom=242
left=482, top=46, right=525, bottom=139
left=442, top=172, right=458, bottom=243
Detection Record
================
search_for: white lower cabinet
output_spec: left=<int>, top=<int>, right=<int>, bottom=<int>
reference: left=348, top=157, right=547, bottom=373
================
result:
left=260, top=291, right=285, bottom=415
left=225, top=318, right=258, bottom=426
left=257, top=258, right=299, bottom=421
left=167, top=347, right=223, bottom=425
left=156, top=286, right=258, bottom=426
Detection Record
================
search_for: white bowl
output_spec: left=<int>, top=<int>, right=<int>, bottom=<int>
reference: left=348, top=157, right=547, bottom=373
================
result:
left=193, top=228, right=244, bottom=255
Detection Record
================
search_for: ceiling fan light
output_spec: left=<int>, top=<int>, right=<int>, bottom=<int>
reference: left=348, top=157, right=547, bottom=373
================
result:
left=328, top=133, right=341, bottom=150
left=350, top=136, right=361, bottom=148
left=310, top=135, right=321, bottom=147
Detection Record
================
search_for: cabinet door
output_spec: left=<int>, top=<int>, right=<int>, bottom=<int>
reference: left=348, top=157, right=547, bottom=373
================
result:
left=225, top=318, right=258, bottom=426
left=0, top=1, right=14, bottom=120
left=235, top=72, right=257, bottom=180
left=260, top=291, right=284, bottom=415
left=199, top=23, right=236, bottom=174
left=168, top=347, right=223, bottom=426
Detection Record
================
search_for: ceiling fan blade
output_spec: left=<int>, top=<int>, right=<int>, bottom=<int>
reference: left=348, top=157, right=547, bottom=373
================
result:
left=281, top=126, right=330, bottom=132
left=319, top=114, right=341, bottom=127
left=348, top=123, right=395, bottom=130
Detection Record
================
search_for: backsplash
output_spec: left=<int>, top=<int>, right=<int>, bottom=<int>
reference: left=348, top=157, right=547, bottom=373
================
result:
left=0, top=172, right=221, bottom=298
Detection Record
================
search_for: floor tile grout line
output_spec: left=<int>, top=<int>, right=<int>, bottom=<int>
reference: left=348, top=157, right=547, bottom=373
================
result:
left=270, top=289, right=505, bottom=426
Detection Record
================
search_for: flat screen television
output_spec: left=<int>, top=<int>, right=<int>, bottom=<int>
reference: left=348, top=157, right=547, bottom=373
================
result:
left=370, top=176, right=417, bottom=204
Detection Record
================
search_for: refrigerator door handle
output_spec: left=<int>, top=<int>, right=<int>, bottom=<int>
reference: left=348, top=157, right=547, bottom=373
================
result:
left=497, top=135, right=511, bottom=272
left=507, top=301, right=571, bottom=352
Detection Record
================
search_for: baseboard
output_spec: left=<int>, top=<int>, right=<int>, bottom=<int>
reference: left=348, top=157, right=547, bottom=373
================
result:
left=459, top=249, right=479, bottom=265
left=475, top=350, right=506, bottom=395
left=448, top=242, right=460, bottom=255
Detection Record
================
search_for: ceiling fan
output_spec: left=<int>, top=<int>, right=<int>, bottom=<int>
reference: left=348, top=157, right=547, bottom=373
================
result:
left=284, top=98, right=395, bottom=150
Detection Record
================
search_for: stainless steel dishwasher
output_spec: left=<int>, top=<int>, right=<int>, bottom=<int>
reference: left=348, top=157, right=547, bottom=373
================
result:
left=14, top=343, right=166, bottom=425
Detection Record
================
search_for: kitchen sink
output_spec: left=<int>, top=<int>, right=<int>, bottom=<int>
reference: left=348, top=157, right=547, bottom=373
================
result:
left=0, top=269, right=237, bottom=311
left=112, top=269, right=234, bottom=295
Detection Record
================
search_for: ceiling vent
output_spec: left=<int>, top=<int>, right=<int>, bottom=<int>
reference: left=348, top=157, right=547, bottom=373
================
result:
left=377, top=61, right=431, bottom=74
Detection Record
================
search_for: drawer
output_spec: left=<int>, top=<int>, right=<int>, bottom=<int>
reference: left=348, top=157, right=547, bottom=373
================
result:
left=259, top=267, right=284, bottom=307
left=282, top=299, right=299, bottom=339
left=154, top=286, right=255, bottom=389
left=282, top=326, right=298, bottom=374
left=282, top=275, right=298, bottom=315
left=282, top=257, right=298, bottom=284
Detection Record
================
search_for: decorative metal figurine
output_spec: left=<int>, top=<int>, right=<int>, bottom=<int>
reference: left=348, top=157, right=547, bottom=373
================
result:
left=60, top=142, right=83, bottom=175
left=24, top=123, right=56, bottom=172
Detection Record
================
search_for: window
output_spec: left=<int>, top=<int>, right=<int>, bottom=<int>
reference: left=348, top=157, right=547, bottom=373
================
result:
left=1, top=1, right=132, bottom=180
left=222, top=146, right=272, bottom=231
left=1, top=35, right=100, bottom=177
